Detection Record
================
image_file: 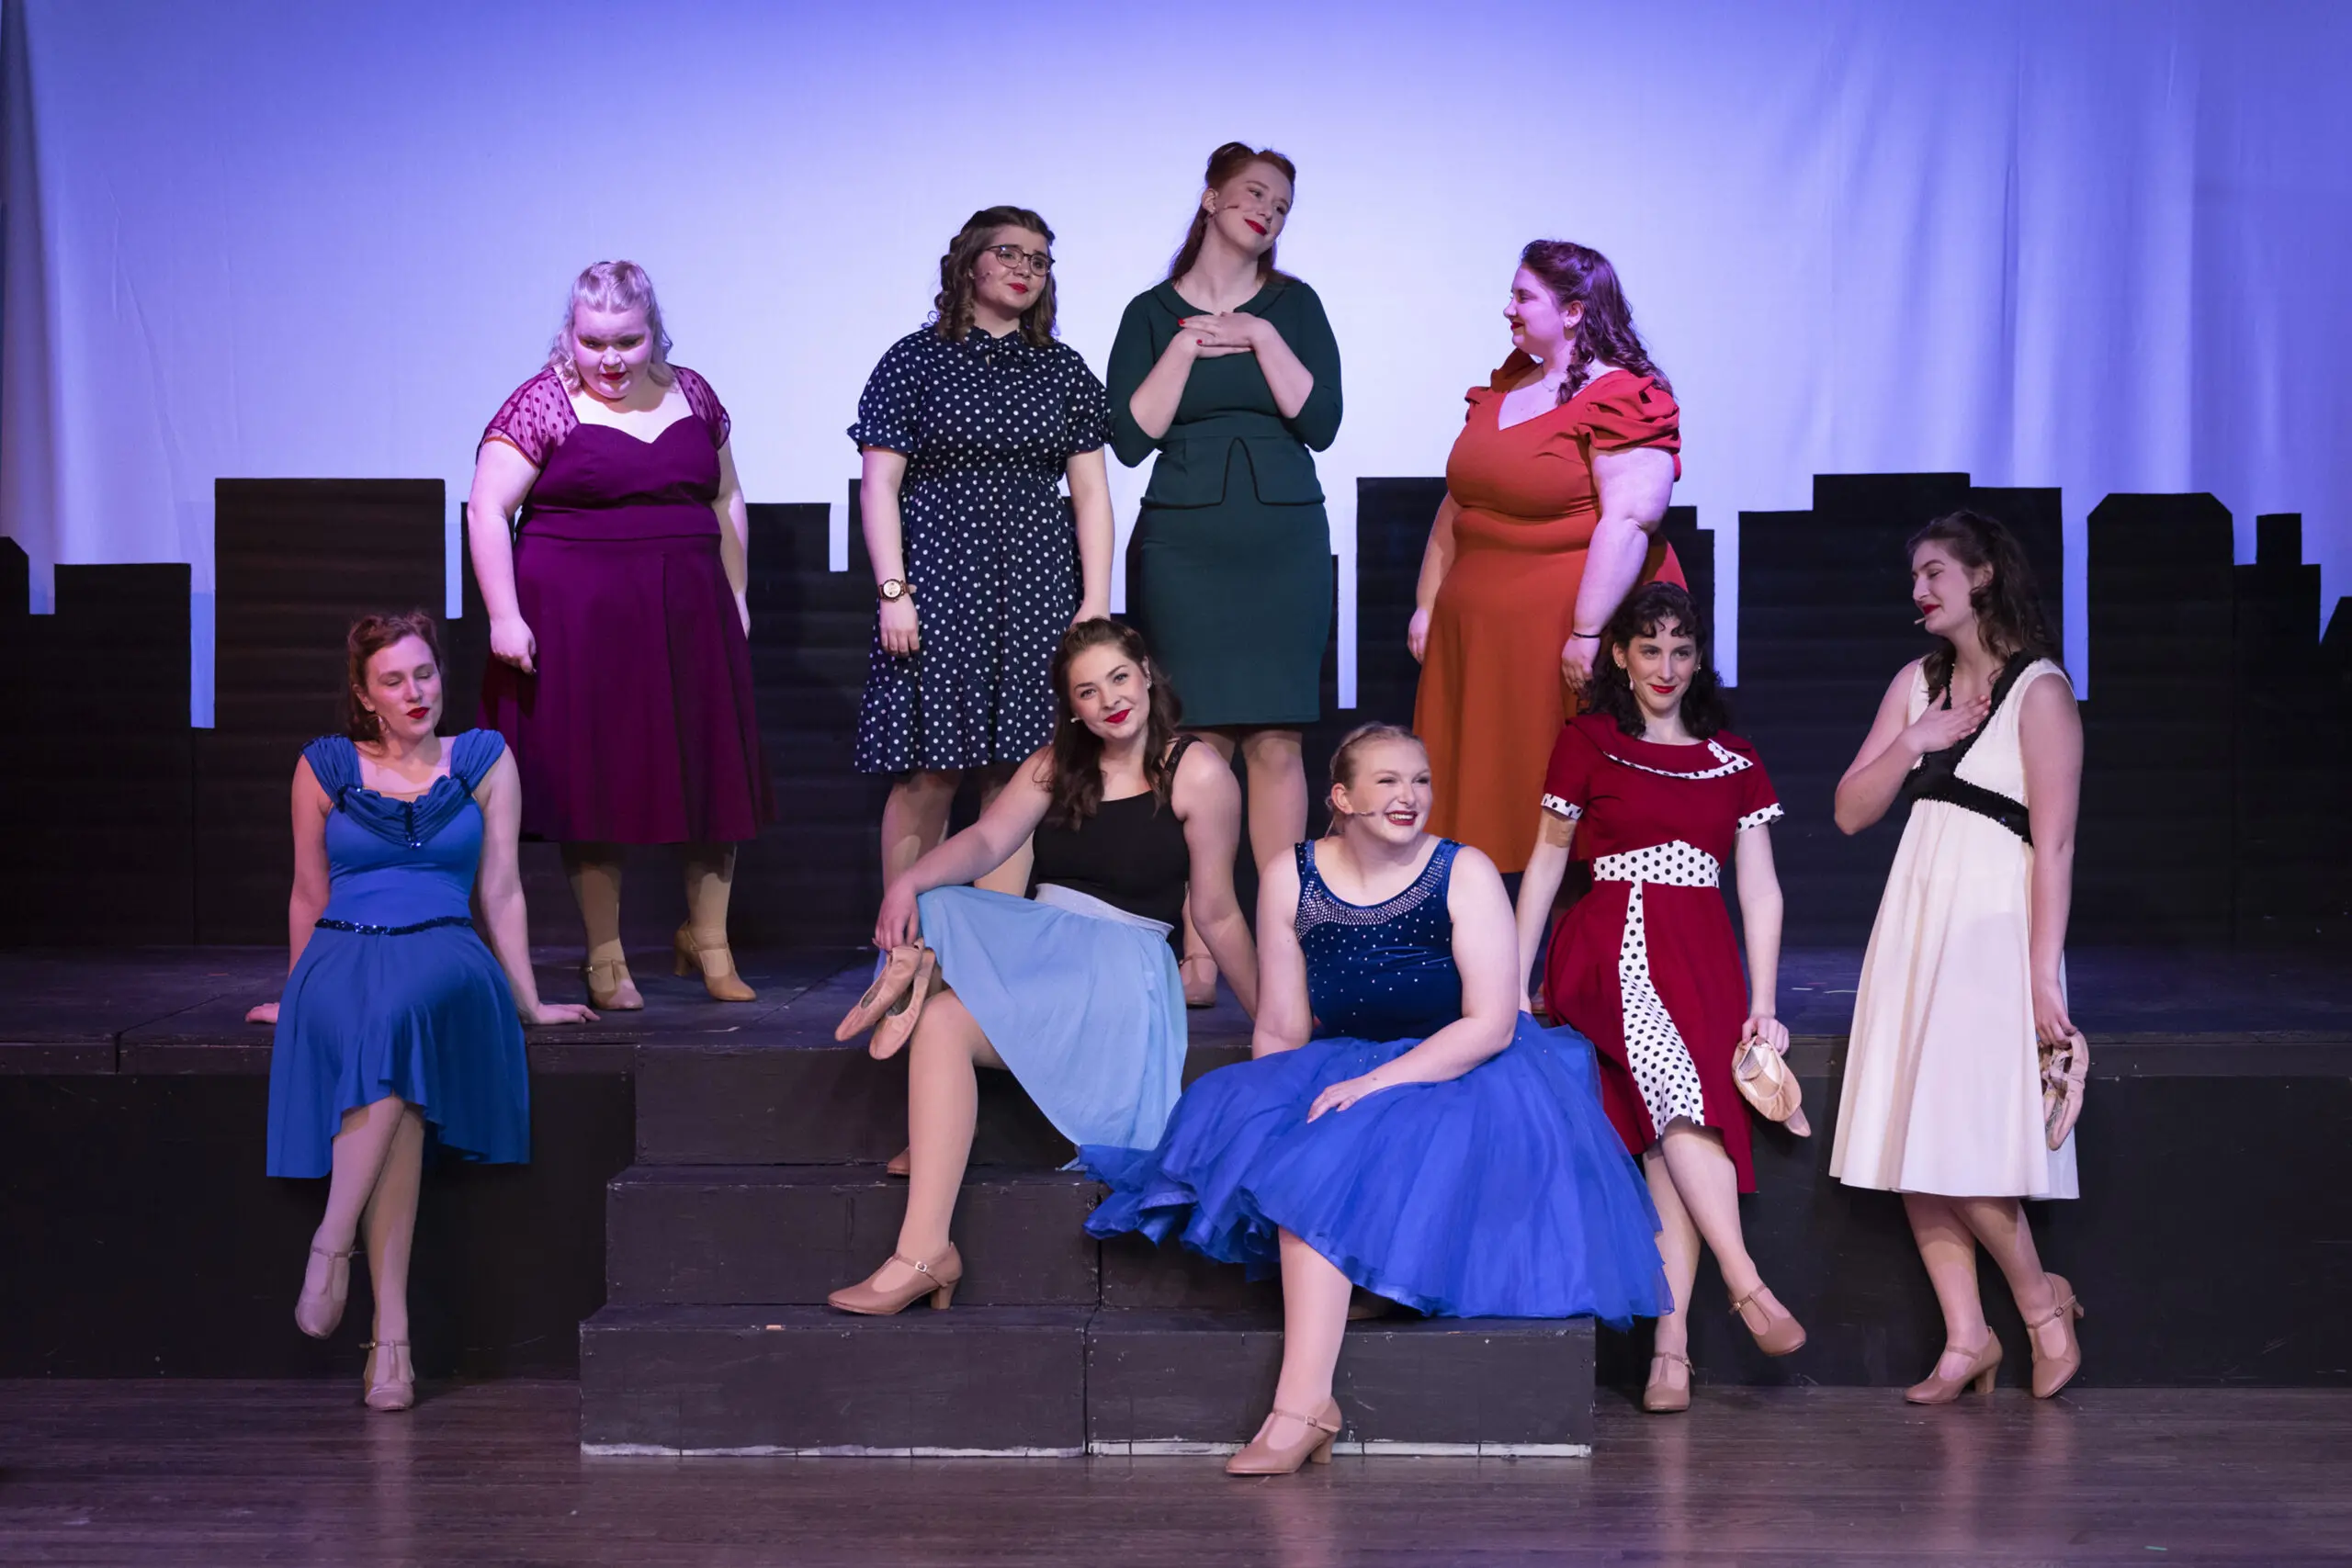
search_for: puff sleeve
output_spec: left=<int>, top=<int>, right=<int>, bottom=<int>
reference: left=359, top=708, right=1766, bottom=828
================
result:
left=673, top=366, right=731, bottom=449
left=1575, top=375, right=1682, bottom=479
left=848, top=335, right=925, bottom=454
left=1724, top=735, right=1784, bottom=831
left=478, top=369, right=576, bottom=468
left=1062, top=349, right=1110, bottom=458
left=1541, top=722, right=1597, bottom=821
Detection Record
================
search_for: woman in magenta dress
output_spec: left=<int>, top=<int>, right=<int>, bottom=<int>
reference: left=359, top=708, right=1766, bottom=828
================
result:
left=1512, top=582, right=1804, bottom=1413
left=467, top=261, right=773, bottom=1010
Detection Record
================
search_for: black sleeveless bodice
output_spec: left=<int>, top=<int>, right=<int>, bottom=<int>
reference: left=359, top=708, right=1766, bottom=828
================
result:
left=1027, top=738, right=1196, bottom=928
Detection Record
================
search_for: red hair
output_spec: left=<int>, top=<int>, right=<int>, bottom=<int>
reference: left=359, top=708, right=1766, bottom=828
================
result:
left=344, top=610, right=442, bottom=741
left=1168, top=142, right=1297, bottom=283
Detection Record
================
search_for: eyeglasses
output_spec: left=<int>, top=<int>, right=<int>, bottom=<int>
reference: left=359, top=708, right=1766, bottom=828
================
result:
left=983, top=244, right=1053, bottom=275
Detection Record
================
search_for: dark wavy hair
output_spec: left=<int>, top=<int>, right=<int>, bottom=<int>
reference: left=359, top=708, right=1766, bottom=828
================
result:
left=344, top=609, right=442, bottom=743
left=1168, top=142, right=1297, bottom=284
left=932, top=206, right=1058, bottom=348
left=1907, top=510, right=2056, bottom=700
left=1584, top=582, right=1732, bottom=739
left=1515, top=241, right=1669, bottom=404
left=1043, top=619, right=1183, bottom=830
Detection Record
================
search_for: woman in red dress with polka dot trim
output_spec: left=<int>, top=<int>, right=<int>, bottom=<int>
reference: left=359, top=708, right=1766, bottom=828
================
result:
left=1512, top=582, right=1804, bottom=1414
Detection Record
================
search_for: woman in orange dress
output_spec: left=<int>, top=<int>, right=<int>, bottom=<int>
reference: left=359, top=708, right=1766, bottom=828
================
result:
left=1409, top=241, right=1683, bottom=874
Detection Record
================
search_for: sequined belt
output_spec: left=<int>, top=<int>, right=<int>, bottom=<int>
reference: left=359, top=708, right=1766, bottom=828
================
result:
left=314, top=915, right=474, bottom=936
left=1591, top=842, right=1721, bottom=889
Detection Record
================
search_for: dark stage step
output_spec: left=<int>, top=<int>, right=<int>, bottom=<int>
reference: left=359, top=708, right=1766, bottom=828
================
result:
left=633, top=1038, right=1252, bottom=1167
left=579, top=1304, right=1595, bottom=1456
left=606, top=1163, right=1279, bottom=1312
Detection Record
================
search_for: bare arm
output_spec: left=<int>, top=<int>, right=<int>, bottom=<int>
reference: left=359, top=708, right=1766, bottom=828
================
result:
left=1307, top=847, right=1521, bottom=1118
left=1064, top=447, right=1114, bottom=621
left=2018, top=674, right=2083, bottom=1043
left=1732, top=823, right=1788, bottom=1052
left=1174, top=744, right=1259, bottom=1019
left=1566, top=446, right=1677, bottom=665
left=1406, top=492, right=1461, bottom=663
left=1834, top=661, right=1989, bottom=834
left=859, top=446, right=920, bottom=657
left=713, top=441, right=751, bottom=634
left=1248, top=851, right=1314, bottom=1057
left=246, top=760, right=334, bottom=1023
left=467, top=438, right=544, bottom=672
left=1513, top=809, right=1577, bottom=1009
left=874, top=753, right=1056, bottom=948
left=474, top=750, right=594, bottom=1024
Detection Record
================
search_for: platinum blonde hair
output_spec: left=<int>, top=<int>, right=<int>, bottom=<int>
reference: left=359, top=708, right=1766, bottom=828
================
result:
left=547, top=260, right=675, bottom=391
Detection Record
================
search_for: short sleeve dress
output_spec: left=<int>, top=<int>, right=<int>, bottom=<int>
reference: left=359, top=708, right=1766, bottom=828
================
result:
left=1106, top=276, right=1342, bottom=727
left=1539, top=716, right=1784, bottom=1191
left=850, top=326, right=1110, bottom=774
left=476, top=367, right=773, bottom=845
left=1412, top=359, right=1685, bottom=873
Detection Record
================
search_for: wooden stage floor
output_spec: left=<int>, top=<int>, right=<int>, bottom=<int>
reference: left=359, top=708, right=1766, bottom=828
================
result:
left=2, top=1381, right=2347, bottom=1566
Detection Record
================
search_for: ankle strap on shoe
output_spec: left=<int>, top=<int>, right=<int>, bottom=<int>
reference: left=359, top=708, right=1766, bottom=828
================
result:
left=1270, top=1404, right=1341, bottom=1435
left=888, top=1251, right=948, bottom=1279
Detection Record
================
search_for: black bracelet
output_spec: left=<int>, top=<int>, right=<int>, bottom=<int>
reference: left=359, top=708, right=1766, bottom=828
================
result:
left=1569, top=629, right=1606, bottom=640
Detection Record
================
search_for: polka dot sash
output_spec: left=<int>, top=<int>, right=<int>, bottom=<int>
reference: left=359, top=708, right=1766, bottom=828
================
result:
left=1593, top=841, right=1721, bottom=1141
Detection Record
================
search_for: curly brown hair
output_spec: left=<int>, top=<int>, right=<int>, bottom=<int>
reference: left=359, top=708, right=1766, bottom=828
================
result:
left=932, top=206, right=1059, bottom=348
left=1042, top=619, right=1184, bottom=830
left=1168, top=141, right=1297, bottom=284
left=344, top=610, right=442, bottom=742
left=1907, top=510, right=2057, bottom=700
left=1516, top=241, right=1669, bottom=405
left=1583, top=582, right=1732, bottom=739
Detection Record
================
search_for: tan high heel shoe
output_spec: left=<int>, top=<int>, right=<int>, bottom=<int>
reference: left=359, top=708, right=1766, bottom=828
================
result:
left=585, top=957, right=643, bottom=1010
left=836, top=947, right=922, bottom=1040
left=1730, top=1282, right=1807, bottom=1356
left=1642, top=1349, right=1693, bottom=1413
left=1227, top=1399, right=1343, bottom=1475
left=673, top=925, right=756, bottom=1003
left=1905, top=1333, right=2003, bottom=1404
left=886, top=1146, right=911, bottom=1178
left=361, top=1339, right=414, bottom=1412
left=868, top=947, right=940, bottom=1061
left=826, top=1245, right=963, bottom=1315
left=1180, top=951, right=1218, bottom=1009
left=294, top=1244, right=355, bottom=1339
left=2028, top=1273, right=2086, bottom=1398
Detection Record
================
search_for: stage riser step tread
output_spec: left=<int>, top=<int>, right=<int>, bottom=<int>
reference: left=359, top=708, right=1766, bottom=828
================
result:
left=608, top=1168, right=1101, bottom=1306
left=579, top=1306, right=1594, bottom=1452
left=605, top=1165, right=1285, bottom=1312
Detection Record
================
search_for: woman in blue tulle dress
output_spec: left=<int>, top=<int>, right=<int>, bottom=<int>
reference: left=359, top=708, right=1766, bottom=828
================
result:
left=249, top=612, right=595, bottom=1411
left=1084, top=723, right=1665, bottom=1474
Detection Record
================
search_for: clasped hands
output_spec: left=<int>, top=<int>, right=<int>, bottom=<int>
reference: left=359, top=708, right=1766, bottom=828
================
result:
left=1179, top=311, right=1269, bottom=358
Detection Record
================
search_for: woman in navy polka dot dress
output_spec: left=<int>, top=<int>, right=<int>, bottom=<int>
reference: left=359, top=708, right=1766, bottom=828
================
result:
left=852, top=206, right=1114, bottom=890
left=1513, top=582, right=1805, bottom=1414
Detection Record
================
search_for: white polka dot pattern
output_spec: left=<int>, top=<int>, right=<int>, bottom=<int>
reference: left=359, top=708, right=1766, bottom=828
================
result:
left=1594, top=841, right=1721, bottom=1141
left=1736, top=803, right=1785, bottom=831
left=1605, top=739, right=1752, bottom=782
left=848, top=327, right=1111, bottom=774
left=1541, top=793, right=1583, bottom=819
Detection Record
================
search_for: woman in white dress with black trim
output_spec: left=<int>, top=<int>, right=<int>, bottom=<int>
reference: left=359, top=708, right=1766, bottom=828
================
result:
left=1831, top=509, right=2086, bottom=1403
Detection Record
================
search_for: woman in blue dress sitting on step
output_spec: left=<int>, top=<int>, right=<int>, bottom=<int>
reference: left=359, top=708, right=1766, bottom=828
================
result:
left=828, top=618, right=1258, bottom=1316
left=1084, top=723, right=1665, bottom=1474
left=248, top=611, right=596, bottom=1412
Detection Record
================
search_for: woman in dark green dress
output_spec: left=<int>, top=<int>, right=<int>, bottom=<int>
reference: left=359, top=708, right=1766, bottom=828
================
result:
left=1108, top=142, right=1342, bottom=912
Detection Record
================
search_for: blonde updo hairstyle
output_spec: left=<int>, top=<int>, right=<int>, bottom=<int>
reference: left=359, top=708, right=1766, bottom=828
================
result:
left=547, top=260, right=675, bottom=392
left=1323, top=722, right=1425, bottom=834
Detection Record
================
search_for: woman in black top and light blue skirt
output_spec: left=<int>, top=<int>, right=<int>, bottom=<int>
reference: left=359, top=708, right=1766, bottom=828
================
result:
left=828, top=620, right=1257, bottom=1315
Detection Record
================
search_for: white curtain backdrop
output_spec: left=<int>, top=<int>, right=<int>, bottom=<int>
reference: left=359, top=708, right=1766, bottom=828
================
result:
left=4, top=0, right=2346, bottom=721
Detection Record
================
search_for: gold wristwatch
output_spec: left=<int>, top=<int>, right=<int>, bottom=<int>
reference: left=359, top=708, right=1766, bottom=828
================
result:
left=877, top=578, right=912, bottom=603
